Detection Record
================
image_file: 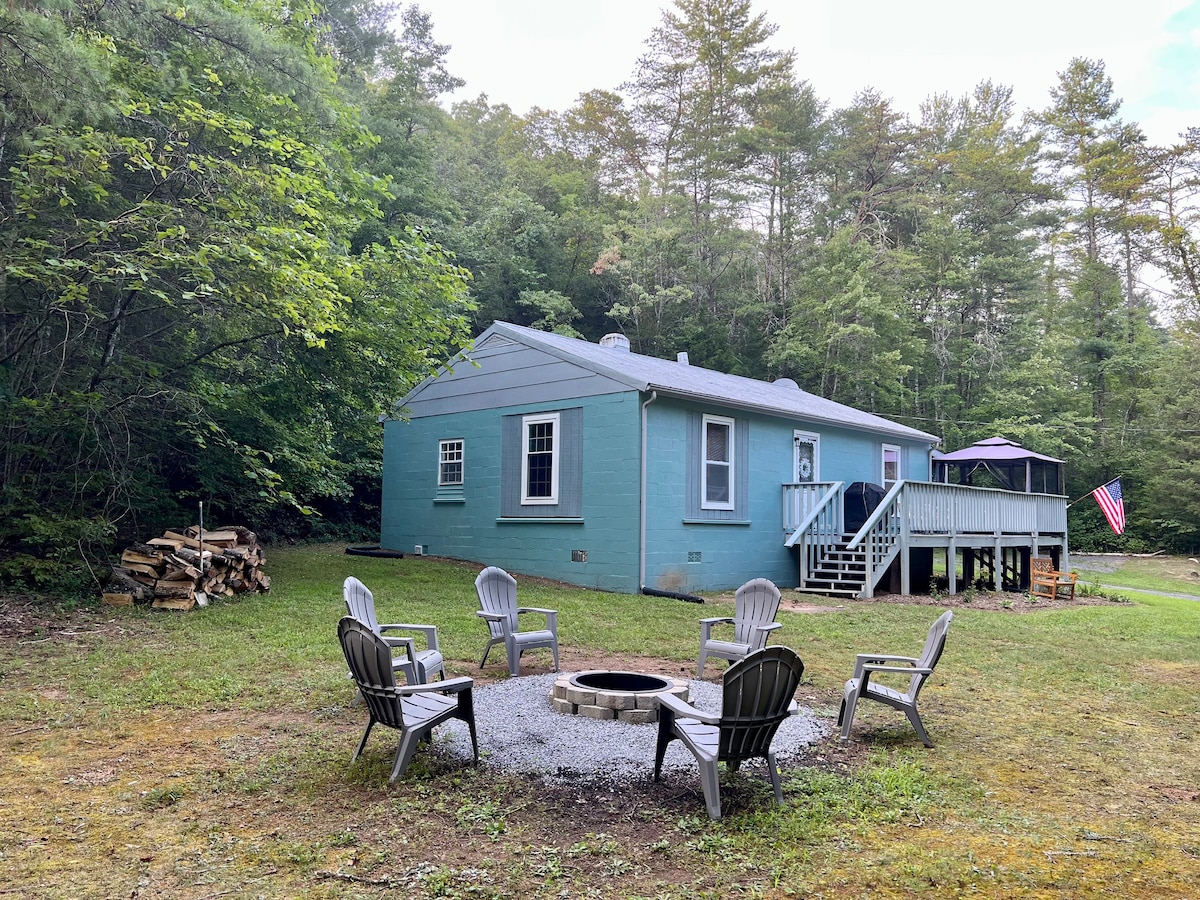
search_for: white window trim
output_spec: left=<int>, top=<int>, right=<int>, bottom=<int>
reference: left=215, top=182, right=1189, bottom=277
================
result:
left=438, top=438, right=464, bottom=487
left=793, top=430, right=820, bottom=483
left=521, top=412, right=560, bottom=505
left=882, top=443, right=901, bottom=490
left=701, top=414, right=736, bottom=511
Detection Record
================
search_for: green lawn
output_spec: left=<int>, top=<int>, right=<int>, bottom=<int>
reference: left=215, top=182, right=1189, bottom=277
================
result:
left=2, top=545, right=1198, bottom=898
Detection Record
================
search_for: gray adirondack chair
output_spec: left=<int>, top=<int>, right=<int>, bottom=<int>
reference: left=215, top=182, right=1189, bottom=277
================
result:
left=337, top=617, right=478, bottom=783
left=697, top=577, right=783, bottom=676
left=655, top=645, right=804, bottom=820
left=474, top=566, right=559, bottom=676
left=837, top=610, right=954, bottom=748
left=343, top=576, right=445, bottom=684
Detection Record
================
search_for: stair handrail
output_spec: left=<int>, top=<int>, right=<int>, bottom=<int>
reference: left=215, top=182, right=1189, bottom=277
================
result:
left=783, top=481, right=845, bottom=589
left=844, top=481, right=906, bottom=598
left=784, top=480, right=845, bottom=547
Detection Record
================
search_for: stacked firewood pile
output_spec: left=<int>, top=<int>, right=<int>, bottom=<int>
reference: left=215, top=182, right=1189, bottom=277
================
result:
left=102, top=525, right=269, bottom=611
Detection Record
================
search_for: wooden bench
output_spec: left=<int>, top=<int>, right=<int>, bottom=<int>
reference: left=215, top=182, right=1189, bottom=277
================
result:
left=1031, top=556, right=1077, bottom=601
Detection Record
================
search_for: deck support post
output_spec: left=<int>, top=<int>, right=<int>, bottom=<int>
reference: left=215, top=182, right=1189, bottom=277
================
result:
left=946, top=542, right=957, bottom=594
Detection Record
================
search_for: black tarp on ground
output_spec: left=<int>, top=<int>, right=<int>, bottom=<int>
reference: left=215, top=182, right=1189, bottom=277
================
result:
left=844, top=482, right=887, bottom=533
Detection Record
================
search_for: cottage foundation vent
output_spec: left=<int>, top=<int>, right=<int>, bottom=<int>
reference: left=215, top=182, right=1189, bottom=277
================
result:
left=599, top=333, right=630, bottom=352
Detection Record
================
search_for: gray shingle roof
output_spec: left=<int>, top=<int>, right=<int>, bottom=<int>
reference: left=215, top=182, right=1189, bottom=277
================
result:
left=490, top=322, right=937, bottom=443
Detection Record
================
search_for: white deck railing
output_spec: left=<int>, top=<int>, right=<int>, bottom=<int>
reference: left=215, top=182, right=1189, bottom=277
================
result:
left=782, top=481, right=1069, bottom=598
left=901, top=481, right=1067, bottom=535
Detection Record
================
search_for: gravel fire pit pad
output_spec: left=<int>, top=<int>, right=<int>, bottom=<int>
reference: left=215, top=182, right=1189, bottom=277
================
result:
left=435, top=672, right=826, bottom=782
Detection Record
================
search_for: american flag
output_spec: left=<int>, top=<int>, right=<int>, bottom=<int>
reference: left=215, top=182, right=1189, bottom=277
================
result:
left=1091, top=478, right=1125, bottom=535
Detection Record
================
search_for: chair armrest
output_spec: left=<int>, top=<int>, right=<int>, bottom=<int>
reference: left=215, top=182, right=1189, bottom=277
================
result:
left=477, top=610, right=505, bottom=622
left=856, top=653, right=918, bottom=665
left=517, top=607, right=557, bottom=629
left=398, top=675, right=473, bottom=696
left=852, top=653, right=917, bottom=678
left=755, top=622, right=783, bottom=633
left=380, top=636, right=417, bottom=660
left=861, top=664, right=933, bottom=676
left=699, top=616, right=734, bottom=642
left=379, top=623, right=439, bottom=651
left=859, top=663, right=933, bottom=691
left=657, top=691, right=720, bottom=725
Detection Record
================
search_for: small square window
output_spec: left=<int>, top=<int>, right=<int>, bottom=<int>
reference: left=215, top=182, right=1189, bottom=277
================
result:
left=439, top=439, right=464, bottom=487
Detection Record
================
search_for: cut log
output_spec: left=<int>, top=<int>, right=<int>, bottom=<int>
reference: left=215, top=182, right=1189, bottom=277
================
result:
left=153, top=582, right=195, bottom=600
left=161, top=563, right=202, bottom=581
left=174, top=546, right=213, bottom=564
left=120, top=560, right=163, bottom=578
left=105, top=568, right=155, bottom=603
left=163, top=530, right=207, bottom=550
left=152, top=596, right=196, bottom=612
left=184, top=526, right=240, bottom=546
left=102, top=592, right=135, bottom=607
left=225, top=525, right=259, bottom=546
left=123, top=545, right=162, bottom=563
left=147, top=537, right=184, bottom=551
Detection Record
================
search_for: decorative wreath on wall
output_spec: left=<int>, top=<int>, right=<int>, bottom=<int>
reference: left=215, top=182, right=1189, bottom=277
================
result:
left=797, top=458, right=813, bottom=480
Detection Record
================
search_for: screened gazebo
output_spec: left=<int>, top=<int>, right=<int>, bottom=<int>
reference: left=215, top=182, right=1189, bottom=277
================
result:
left=933, top=436, right=1063, bottom=495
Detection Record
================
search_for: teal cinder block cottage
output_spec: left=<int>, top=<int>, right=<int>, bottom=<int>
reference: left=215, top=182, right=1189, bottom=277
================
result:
left=380, top=321, right=944, bottom=596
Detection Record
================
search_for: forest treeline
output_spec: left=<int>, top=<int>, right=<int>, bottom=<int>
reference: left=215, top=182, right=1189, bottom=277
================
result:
left=2, top=0, right=1199, bottom=597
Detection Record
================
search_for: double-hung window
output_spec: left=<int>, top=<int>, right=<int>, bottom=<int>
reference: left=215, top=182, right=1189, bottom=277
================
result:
left=521, top=413, right=559, bottom=505
left=438, top=439, right=464, bottom=487
left=702, top=414, right=735, bottom=510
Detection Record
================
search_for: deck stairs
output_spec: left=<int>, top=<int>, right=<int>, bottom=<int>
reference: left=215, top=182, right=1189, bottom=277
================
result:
left=798, top=535, right=869, bottom=598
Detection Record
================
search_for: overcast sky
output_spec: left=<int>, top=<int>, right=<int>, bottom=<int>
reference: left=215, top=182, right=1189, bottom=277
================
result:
left=415, top=0, right=1198, bottom=145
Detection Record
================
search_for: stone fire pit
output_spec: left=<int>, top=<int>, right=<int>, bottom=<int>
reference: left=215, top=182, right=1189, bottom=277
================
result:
left=550, top=670, right=690, bottom=724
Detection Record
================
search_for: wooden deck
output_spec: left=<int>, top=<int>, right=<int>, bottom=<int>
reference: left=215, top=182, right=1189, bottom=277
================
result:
left=782, top=481, right=1069, bottom=598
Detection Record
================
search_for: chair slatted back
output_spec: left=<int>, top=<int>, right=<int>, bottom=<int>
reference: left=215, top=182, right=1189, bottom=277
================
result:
left=732, top=578, right=782, bottom=648
left=1031, top=557, right=1055, bottom=576
left=338, top=617, right=405, bottom=729
left=718, top=646, right=804, bottom=763
left=343, top=577, right=382, bottom=635
left=908, top=610, right=954, bottom=699
left=475, top=566, right=518, bottom=640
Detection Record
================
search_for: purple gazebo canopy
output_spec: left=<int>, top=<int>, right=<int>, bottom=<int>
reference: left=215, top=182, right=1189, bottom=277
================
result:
left=933, top=437, right=1063, bottom=494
